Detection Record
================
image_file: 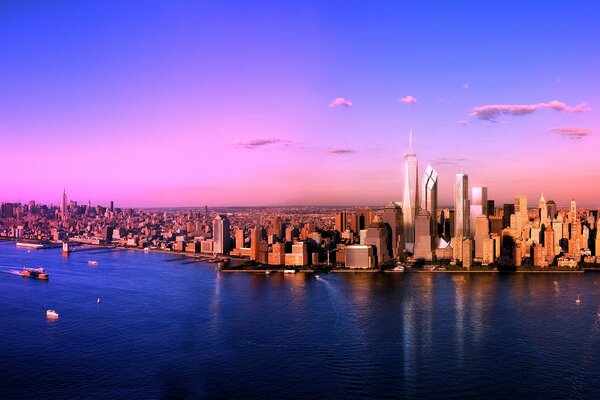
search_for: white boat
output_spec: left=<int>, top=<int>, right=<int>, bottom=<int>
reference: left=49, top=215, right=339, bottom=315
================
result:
left=283, top=269, right=296, bottom=274
left=265, top=271, right=271, bottom=275
left=97, top=297, right=101, bottom=303
left=315, top=275, right=320, bottom=280
left=46, top=310, right=59, bottom=318
left=88, top=260, right=98, bottom=265
left=575, top=295, right=581, bottom=304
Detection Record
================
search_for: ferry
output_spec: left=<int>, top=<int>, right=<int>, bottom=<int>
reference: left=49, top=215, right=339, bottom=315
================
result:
left=20, top=267, right=49, bottom=280
left=16, top=241, right=58, bottom=249
left=283, top=269, right=297, bottom=274
left=46, top=310, right=59, bottom=318
left=88, top=260, right=98, bottom=266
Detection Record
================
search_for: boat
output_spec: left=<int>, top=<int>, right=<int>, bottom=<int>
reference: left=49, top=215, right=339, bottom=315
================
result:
left=283, top=269, right=297, bottom=274
left=265, top=271, right=271, bottom=275
left=20, top=267, right=49, bottom=280
left=46, top=310, right=59, bottom=318
left=88, top=261, right=98, bottom=265
left=315, top=275, right=320, bottom=280
left=97, top=297, right=101, bottom=303
left=575, top=295, right=581, bottom=304
left=393, top=265, right=405, bottom=272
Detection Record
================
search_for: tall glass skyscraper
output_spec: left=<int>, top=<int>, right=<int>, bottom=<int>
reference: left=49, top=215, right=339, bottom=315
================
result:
left=402, top=130, right=418, bottom=250
left=421, top=164, right=438, bottom=239
left=454, top=174, right=469, bottom=239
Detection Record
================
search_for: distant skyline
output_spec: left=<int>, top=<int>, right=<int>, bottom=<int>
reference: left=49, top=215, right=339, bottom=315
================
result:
left=1, top=1, right=599, bottom=207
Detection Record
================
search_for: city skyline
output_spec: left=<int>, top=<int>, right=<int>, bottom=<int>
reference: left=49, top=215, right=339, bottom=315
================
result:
left=1, top=1, right=599, bottom=207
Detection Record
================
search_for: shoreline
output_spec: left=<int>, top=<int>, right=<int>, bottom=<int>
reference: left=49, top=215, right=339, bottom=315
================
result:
left=1, top=240, right=592, bottom=274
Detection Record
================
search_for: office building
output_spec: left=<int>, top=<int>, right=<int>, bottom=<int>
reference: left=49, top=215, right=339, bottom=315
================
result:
left=402, top=130, right=418, bottom=251
left=470, top=187, right=487, bottom=237
left=335, top=211, right=348, bottom=233
left=345, top=245, right=376, bottom=269
left=421, top=164, right=438, bottom=243
left=539, top=193, right=549, bottom=226
left=414, top=209, right=434, bottom=261
left=212, top=215, right=231, bottom=254
left=503, top=203, right=514, bottom=229
left=365, top=216, right=390, bottom=264
left=474, top=214, right=489, bottom=259
left=514, top=195, right=528, bottom=233
left=454, top=173, right=469, bottom=239
left=547, top=200, right=557, bottom=221
left=382, top=202, right=404, bottom=258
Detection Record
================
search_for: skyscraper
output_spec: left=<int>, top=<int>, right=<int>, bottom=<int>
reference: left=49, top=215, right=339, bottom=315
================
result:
left=539, top=193, right=548, bottom=226
left=212, top=215, right=231, bottom=254
left=60, top=189, right=67, bottom=217
left=421, top=164, right=438, bottom=241
left=470, top=187, right=487, bottom=237
left=335, top=211, right=348, bottom=233
left=382, top=202, right=404, bottom=259
left=402, top=130, right=418, bottom=251
left=414, top=209, right=434, bottom=261
left=474, top=214, right=490, bottom=259
left=514, top=195, right=528, bottom=233
left=547, top=200, right=557, bottom=221
left=503, top=203, right=515, bottom=229
left=454, top=173, right=469, bottom=239
left=365, top=216, right=390, bottom=265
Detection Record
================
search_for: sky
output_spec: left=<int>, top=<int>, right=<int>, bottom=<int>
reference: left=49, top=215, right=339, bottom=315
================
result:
left=0, top=0, right=599, bottom=208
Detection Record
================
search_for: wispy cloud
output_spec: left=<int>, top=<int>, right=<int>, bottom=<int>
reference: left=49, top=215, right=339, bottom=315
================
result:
left=329, top=97, right=352, bottom=108
left=234, top=137, right=286, bottom=149
left=470, top=100, right=591, bottom=121
left=431, top=157, right=467, bottom=166
left=329, top=148, right=356, bottom=155
left=456, top=120, right=468, bottom=126
left=550, top=127, right=592, bottom=140
left=463, top=83, right=469, bottom=89
left=399, top=95, right=417, bottom=105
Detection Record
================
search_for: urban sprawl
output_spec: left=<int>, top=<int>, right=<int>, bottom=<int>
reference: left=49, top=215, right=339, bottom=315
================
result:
left=2, top=147, right=600, bottom=271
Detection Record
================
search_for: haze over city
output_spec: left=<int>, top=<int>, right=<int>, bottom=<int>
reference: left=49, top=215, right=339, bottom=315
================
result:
left=1, top=1, right=598, bottom=207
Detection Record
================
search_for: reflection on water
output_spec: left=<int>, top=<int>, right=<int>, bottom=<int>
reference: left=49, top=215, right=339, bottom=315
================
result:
left=1, top=241, right=600, bottom=399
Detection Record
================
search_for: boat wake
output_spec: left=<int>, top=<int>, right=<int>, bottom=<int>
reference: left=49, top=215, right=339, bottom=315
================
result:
left=0, top=268, right=22, bottom=276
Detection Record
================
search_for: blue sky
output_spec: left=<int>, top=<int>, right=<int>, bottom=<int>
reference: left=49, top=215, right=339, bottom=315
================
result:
left=0, top=1, right=598, bottom=207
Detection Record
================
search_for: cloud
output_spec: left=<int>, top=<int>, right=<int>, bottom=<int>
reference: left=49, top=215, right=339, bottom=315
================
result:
left=399, top=95, right=417, bottom=105
left=430, top=157, right=467, bottom=166
left=470, top=100, right=591, bottom=121
left=550, top=127, right=592, bottom=140
left=329, top=148, right=356, bottom=155
left=463, top=83, right=469, bottom=89
left=234, top=137, right=284, bottom=149
left=329, top=97, right=352, bottom=108
left=456, top=120, right=468, bottom=126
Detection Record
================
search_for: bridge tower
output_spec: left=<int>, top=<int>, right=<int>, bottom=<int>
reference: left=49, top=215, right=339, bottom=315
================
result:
left=62, top=241, right=71, bottom=255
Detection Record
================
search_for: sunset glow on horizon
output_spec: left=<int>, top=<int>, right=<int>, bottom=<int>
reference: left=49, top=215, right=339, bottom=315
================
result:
left=1, top=1, right=599, bottom=208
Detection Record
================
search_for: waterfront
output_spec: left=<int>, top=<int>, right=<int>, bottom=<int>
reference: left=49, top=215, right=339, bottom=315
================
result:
left=1, top=241, right=600, bottom=399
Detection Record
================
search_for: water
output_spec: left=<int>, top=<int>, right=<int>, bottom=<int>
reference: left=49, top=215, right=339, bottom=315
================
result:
left=1, top=241, right=600, bottom=399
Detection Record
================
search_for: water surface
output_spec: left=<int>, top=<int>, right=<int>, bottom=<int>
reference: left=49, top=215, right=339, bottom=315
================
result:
left=1, top=241, right=599, bottom=399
